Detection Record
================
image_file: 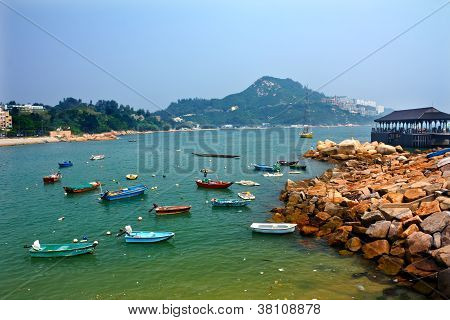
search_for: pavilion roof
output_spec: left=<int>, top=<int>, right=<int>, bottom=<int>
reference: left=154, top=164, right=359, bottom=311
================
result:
left=375, top=107, right=450, bottom=122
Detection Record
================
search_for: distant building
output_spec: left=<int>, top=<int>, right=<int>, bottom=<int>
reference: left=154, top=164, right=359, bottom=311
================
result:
left=356, top=99, right=376, bottom=108
left=6, top=104, right=45, bottom=113
left=376, top=105, right=385, bottom=114
left=371, top=107, right=450, bottom=148
left=49, top=129, right=72, bottom=139
left=0, top=109, right=13, bottom=131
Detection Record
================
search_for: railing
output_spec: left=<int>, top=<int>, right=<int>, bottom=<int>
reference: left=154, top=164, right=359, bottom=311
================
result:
left=371, top=128, right=448, bottom=134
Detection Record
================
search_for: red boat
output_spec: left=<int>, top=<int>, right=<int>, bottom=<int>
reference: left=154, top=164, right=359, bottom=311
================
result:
left=195, top=179, right=233, bottom=189
left=150, top=204, right=192, bottom=215
left=43, top=172, right=62, bottom=183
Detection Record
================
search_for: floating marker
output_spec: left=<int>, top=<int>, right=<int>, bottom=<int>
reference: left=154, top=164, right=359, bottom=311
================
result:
left=58, top=217, right=64, bottom=221
left=106, top=231, right=111, bottom=235
left=73, top=238, right=79, bottom=243
left=138, top=216, right=143, bottom=221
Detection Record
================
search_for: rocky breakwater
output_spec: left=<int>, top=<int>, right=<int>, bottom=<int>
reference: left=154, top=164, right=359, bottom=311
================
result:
left=273, top=139, right=450, bottom=299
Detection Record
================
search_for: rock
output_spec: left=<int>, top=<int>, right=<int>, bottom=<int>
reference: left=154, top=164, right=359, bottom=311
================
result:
left=407, top=231, right=432, bottom=254
left=379, top=207, right=413, bottom=221
left=320, top=216, right=343, bottom=232
left=362, top=240, right=390, bottom=259
left=390, top=240, right=406, bottom=257
left=404, top=188, right=426, bottom=202
left=386, top=192, right=404, bottom=203
left=377, top=255, right=404, bottom=275
left=352, top=226, right=368, bottom=235
left=366, top=221, right=391, bottom=238
left=361, top=210, right=385, bottom=226
left=403, top=216, right=422, bottom=228
left=442, top=225, right=450, bottom=246
left=397, top=155, right=408, bottom=161
left=437, top=268, right=450, bottom=298
left=284, top=179, right=297, bottom=192
left=404, top=263, right=435, bottom=277
left=337, top=139, right=359, bottom=155
left=345, top=237, right=362, bottom=252
left=410, top=181, right=431, bottom=189
left=338, top=249, right=354, bottom=256
left=327, top=229, right=349, bottom=246
left=415, top=200, right=441, bottom=217
left=271, top=212, right=285, bottom=223
left=437, top=196, right=450, bottom=211
left=300, top=225, right=319, bottom=235
left=324, top=202, right=344, bottom=216
left=308, top=185, right=327, bottom=197
left=401, top=224, right=419, bottom=238
left=376, top=144, right=396, bottom=155
left=430, top=245, right=450, bottom=267
left=420, top=211, right=450, bottom=234
left=315, top=211, right=331, bottom=222
left=423, top=183, right=442, bottom=195
left=321, top=146, right=338, bottom=156
left=350, top=202, right=371, bottom=217
left=395, top=145, right=404, bottom=153
left=433, top=232, right=442, bottom=249
left=387, top=221, right=403, bottom=240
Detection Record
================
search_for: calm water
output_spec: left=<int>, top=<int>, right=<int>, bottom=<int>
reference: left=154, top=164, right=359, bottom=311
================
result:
left=0, top=127, right=422, bottom=299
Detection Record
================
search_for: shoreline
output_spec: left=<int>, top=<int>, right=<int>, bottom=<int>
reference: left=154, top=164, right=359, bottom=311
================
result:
left=272, top=139, right=450, bottom=299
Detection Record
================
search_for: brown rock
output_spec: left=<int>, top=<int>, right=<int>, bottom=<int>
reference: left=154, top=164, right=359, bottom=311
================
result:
left=437, top=196, right=450, bottom=211
left=352, top=226, right=368, bottom=235
left=366, top=221, right=391, bottom=238
left=315, top=211, right=331, bottom=222
left=387, top=221, right=403, bottom=240
left=300, top=225, right=319, bottom=236
left=403, top=216, right=422, bottom=228
left=308, top=185, right=327, bottom=197
left=350, top=202, right=371, bottom=216
left=432, top=232, right=442, bottom=249
left=404, top=263, right=435, bottom=277
left=324, top=202, right=344, bottom=217
left=442, top=225, right=450, bottom=246
left=361, top=210, right=385, bottom=226
left=415, top=200, right=441, bottom=217
left=430, top=245, right=450, bottom=267
left=320, top=216, right=343, bottom=232
left=407, top=231, right=432, bottom=254
left=362, top=240, right=390, bottom=259
left=404, top=188, right=426, bottom=202
left=345, top=237, right=362, bottom=252
left=338, top=249, right=354, bottom=256
left=390, top=240, right=406, bottom=257
left=327, top=229, right=349, bottom=246
left=437, top=268, right=450, bottom=298
left=379, top=207, right=413, bottom=221
left=386, top=192, right=404, bottom=203
left=423, top=183, right=442, bottom=195
left=401, top=224, right=419, bottom=238
left=420, top=211, right=450, bottom=234
left=377, top=255, right=404, bottom=275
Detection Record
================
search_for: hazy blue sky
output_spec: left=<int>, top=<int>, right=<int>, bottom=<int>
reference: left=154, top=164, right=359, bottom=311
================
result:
left=1, top=0, right=449, bottom=112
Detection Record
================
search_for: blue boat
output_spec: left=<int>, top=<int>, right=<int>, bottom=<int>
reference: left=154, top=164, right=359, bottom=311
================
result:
left=28, top=240, right=98, bottom=258
left=58, top=161, right=73, bottom=168
left=211, top=198, right=248, bottom=207
left=253, top=163, right=281, bottom=172
left=100, top=184, right=148, bottom=201
left=118, top=226, right=174, bottom=243
left=426, top=148, right=450, bottom=159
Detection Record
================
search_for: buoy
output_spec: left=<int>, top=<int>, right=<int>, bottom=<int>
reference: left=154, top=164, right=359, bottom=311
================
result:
left=175, top=184, right=179, bottom=187
left=138, top=216, right=143, bottom=221
left=93, top=240, right=99, bottom=245
left=151, top=174, right=156, bottom=177
left=58, top=217, right=64, bottom=221
left=73, top=238, right=79, bottom=243
left=106, top=231, right=111, bottom=235
left=278, top=268, right=285, bottom=272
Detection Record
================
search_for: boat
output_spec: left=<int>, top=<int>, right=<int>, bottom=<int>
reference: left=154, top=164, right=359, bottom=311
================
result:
left=43, top=172, right=62, bottom=183
left=277, top=160, right=298, bottom=166
left=128, top=140, right=137, bottom=142
left=263, top=172, right=283, bottom=177
left=63, top=181, right=101, bottom=194
left=149, top=204, right=191, bottom=215
left=289, top=163, right=307, bottom=170
left=90, top=154, right=105, bottom=160
left=253, top=163, right=281, bottom=172
left=211, top=198, right=248, bottom=207
left=192, top=152, right=240, bottom=158
left=426, top=148, right=450, bottom=159
left=126, top=174, right=138, bottom=180
left=250, top=223, right=297, bottom=234
left=28, top=240, right=98, bottom=258
left=196, top=179, right=233, bottom=189
left=437, top=157, right=450, bottom=168
left=58, top=161, right=73, bottom=168
left=117, top=226, right=174, bottom=243
left=289, top=171, right=302, bottom=174
left=300, top=125, right=313, bottom=138
left=235, top=180, right=260, bottom=186
left=238, top=191, right=255, bottom=200
left=100, top=184, right=148, bottom=201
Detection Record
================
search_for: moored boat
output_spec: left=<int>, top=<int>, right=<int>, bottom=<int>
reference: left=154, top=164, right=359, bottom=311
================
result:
left=196, top=179, right=233, bottom=189
left=300, top=126, right=313, bottom=138
left=43, top=172, right=62, bottom=183
left=63, top=181, right=101, bottom=194
left=235, top=180, right=260, bottom=186
left=126, top=174, right=138, bottom=180
left=58, top=161, right=73, bottom=168
left=90, top=154, right=105, bottom=160
left=263, top=172, right=283, bottom=177
left=117, top=226, right=174, bottom=243
left=289, top=171, right=302, bottom=174
left=211, top=198, right=248, bottom=207
left=253, top=163, right=281, bottom=172
left=426, top=148, right=450, bottom=159
left=150, top=203, right=191, bottom=215
left=238, top=191, right=255, bottom=200
left=277, top=160, right=298, bottom=166
left=28, top=240, right=98, bottom=257
left=192, top=152, right=240, bottom=158
left=100, top=184, right=148, bottom=201
left=250, top=223, right=297, bottom=234
left=289, top=163, right=307, bottom=170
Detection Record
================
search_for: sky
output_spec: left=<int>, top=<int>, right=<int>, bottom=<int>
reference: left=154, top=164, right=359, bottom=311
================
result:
left=0, top=0, right=449, bottom=112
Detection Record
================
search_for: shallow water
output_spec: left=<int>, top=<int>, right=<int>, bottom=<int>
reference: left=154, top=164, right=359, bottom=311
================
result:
left=0, top=127, right=423, bottom=299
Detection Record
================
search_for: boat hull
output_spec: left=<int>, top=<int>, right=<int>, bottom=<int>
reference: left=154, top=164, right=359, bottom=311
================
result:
left=211, top=199, right=248, bottom=207
left=155, top=206, right=191, bottom=215
left=64, top=182, right=100, bottom=194
left=192, top=153, right=240, bottom=158
left=124, top=231, right=174, bottom=243
left=426, top=148, right=450, bottom=158
left=300, top=133, right=313, bottom=138
left=58, top=162, right=73, bottom=168
left=250, top=223, right=297, bottom=234
left=29, top=243, right=97, bottom=258
left=196, top=180, right=233, bottom=189
left=101, top=185, right=148, bottom=201
left=43, top=174, right=62, bottom=183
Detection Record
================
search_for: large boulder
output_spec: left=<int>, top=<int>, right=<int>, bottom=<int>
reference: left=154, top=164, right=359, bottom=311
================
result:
left=403, top=216, right=422, bottom=228
left=366, top=221, right=391, bottom=239
left=404, top=188, right=426, bottom=202
left=390, top=240, right=406, bottom=257
left=379, top=207, right=413, bottom=221
left=415, top=200, right=441, bottom=217
left=431, top=245, right=450, bottom=267
left=300, top=225, right=319, bottom=235
left=376, top=144, right=397, bottom=155
left=401, top=224, right=419, bottom=238
left=345, top=237, right=362, bottom=252
left=406, top=231, right=432, bottom=254
left=437, top=196, right=450, bottom=211
left=386, top=192, right=404, bottom=204
left=337, top=139, right=360, bottom=155
left=377, top=255, right=404, bottom=275
left=321, top=146, right=338, bottom=156
left=320, top=216, right=343, bottom=232
left=361, top=210, right=385, bottom=226
left=420, top=211, right=450, bottom=234
left=327, top=229, right=350, bottom=246
left=362, top=240, right=390, bottom=259
left=387, top=221, right=403, bottom=240
left=442, top=225, right=450, bottom=246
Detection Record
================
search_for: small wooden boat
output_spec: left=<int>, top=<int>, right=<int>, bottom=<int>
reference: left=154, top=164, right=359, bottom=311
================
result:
left=426, top=148, right=450, bottom=159
left=150, top=204, right=191, bottom=215
left=58, top=161, right=73, bottom=168
left=63, top=181, right=101, bottom=194
left=117, top=226, right=174, bottom=243
left=28, top=240, right=98, bottom=257
left=43, top=172, right=62, bottom=183
left=100, top=184, right=148, bottom=201
left=192, top=152, right=240, bottom=158
left=126, top=174, right=138, bottom=180
left=250, top=223, right=297, bottom=234
left=235, top=180, right=260, bottom=186
left=238, top=191, right=255, bottom=200
left=263, top=172, right=283, bottom=177
left=277, top=160, right=298, bottom=166
left=253, top=163, right=281, bottom=172
left=196, top=179, right=233, bottom=189
left=289, top=163, right=307, bottom=170
left=90, top=154, right=105, bottom=160
left=211, top=198, right=248, bottom=207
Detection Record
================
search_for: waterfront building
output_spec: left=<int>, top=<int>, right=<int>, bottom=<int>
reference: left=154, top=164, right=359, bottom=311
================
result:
left=371, top=107, right=450, bottom=148
left=0, top=109, right=13, bottom=131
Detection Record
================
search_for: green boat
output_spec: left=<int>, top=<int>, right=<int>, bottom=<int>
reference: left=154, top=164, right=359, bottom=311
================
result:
left=28, top=240, right=98, bottom=258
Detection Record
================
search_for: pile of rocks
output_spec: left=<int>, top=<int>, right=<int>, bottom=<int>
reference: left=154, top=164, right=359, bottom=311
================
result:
left=273, top=139, right=450, bottom=298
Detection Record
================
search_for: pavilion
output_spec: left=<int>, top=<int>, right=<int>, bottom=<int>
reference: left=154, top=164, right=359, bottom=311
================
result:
left=371, top=107, right=450, bottom=148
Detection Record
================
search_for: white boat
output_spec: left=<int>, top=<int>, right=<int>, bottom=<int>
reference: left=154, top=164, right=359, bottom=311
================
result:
left=90, top=154, right=105, bottom=161
left=263, top=172, right=283, bottom=177
left=235, top=180, right=260, bottom=186
left=238, top=191, right=255, bottom=200
left=289, top=171, right=302, bottom=174
left=250, top=223, right=297, bottom=234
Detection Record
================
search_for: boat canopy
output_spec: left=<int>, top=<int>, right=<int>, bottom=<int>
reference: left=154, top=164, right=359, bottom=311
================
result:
left=32, top=240, right=41, bottom=251
left=125, top=225, right=132, bottom=234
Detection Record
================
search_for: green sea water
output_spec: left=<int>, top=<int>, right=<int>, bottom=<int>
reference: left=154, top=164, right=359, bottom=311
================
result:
left=0, top=127, right=422, bottom=299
